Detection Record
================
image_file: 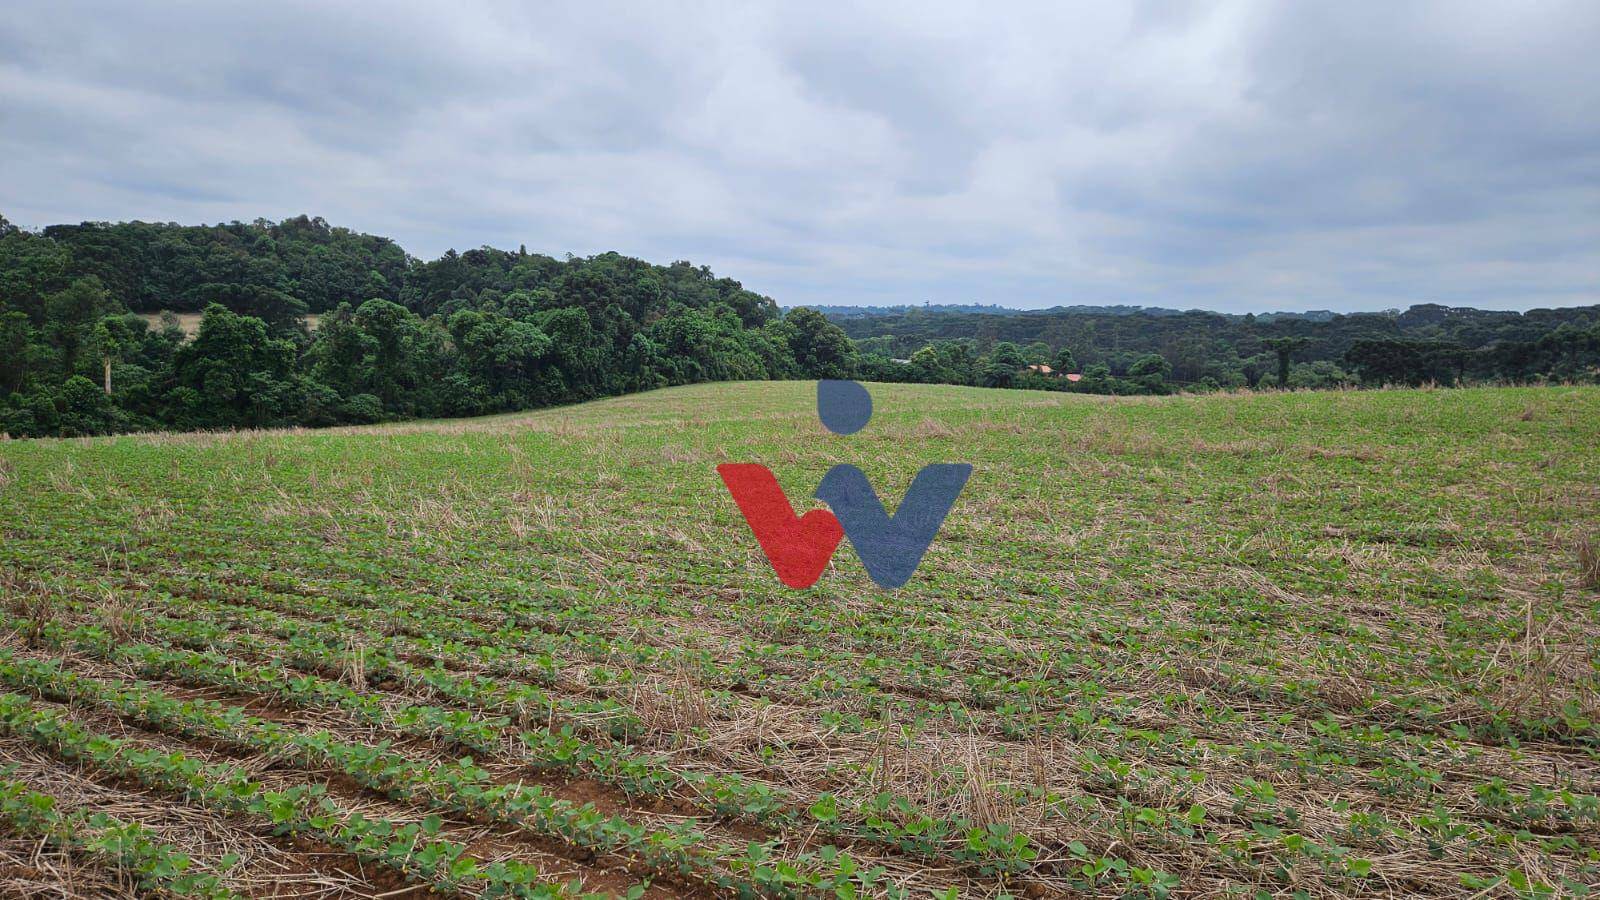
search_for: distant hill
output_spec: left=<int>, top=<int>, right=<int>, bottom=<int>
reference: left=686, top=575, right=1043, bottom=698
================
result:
left=809, top=303, right=1347, bottom=321
left=836, top=301, right=1600, bottom=387
left=832, top=302, right=1600, bottom=356
left=808, top=302, right=1185, bottom=318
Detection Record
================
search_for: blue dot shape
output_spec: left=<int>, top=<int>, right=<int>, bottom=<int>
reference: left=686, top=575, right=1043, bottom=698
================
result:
left=818, top=379, right=872, bottom=435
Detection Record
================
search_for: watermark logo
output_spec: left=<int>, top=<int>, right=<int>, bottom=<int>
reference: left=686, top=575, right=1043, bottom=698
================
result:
left=718, top=380, right=972, bottom=589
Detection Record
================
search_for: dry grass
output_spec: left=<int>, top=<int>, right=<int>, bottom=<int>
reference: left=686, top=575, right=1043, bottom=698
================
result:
left=0, top=837, right=142, bottom=899
left=138, top=311, right=322, bottom=338
left=1579, top=534, right=1600, bottom=590
left=627, top=664, right=714, bottom=737
left=2, top=579, right=54, bottom=650
left=0, top=735, right=374, bottom=898
left=334, top=639, right=368, bottom=689
left=96, top=591, right=147, bottom=645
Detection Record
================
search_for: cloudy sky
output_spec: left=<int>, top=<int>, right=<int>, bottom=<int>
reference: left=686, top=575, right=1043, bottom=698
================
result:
left=2, top=2, right=1597, bottom=312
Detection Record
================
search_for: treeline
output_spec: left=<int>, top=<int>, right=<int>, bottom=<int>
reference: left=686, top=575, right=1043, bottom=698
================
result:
left=841, top=302, right=1600, bottom=392
left=5, top=213, right=1598, bottom=438
left=0, top=215, right=856, bottom=437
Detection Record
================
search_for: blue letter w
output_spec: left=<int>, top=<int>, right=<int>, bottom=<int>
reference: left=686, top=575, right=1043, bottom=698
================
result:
left=814, top=464, right=972, bottom=589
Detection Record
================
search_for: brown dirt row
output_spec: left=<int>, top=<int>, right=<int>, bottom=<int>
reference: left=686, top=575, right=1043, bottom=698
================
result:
left=147, top=592, right=1600, bottom=894
left=42, top=556, right=1579, bottom=778
left=14, top=570, right=1599, bottom=896
left=6, top=608, right=1478, bottom=896
left=0, top=734, right=405, bottom=898
left=2, top=640, right=1015, bottom=899
left=188, top=558, right=1598, bottom=759
left=142, top=579, right=1600, bottom=822
left=0, top=836, right=143, bottom=899
left=0, top=646, right=698, bottom=899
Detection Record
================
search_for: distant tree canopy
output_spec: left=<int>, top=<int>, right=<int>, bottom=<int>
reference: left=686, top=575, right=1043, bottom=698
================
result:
left=0, top=215, right=843, bottom=437
left=840, top=301, right=1600, bottom=394
left=3, top=213, right=1597, bottom=438
left=34, top=215, right=409, bottom=315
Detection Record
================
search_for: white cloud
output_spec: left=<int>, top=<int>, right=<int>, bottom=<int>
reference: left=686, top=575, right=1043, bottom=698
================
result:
left=2, top=0, right=1597, bottom=312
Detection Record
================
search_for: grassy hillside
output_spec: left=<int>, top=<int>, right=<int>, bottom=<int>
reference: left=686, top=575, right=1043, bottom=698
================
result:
left=1, top=382, right=1597, bottom=897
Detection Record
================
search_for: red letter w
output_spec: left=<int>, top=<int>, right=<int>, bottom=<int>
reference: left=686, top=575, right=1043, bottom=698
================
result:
left=716, top=464, right=843, bottom=589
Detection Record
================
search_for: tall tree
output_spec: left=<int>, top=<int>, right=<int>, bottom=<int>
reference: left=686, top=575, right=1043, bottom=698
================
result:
left=0, top=311, right=33, bottom=395
left=43, top=277, right=115, bottom=376
left=776, top=307, right=857, bottom=379
left=89, top=314, right=141, bottom=394
left=1262, top=337, right=1310, bottom=389
left=167, top=304, right=299, bottom=427
left=1053, top=347, right=1078, bottom=374
left=1128, top=353, right=1173, bottom=393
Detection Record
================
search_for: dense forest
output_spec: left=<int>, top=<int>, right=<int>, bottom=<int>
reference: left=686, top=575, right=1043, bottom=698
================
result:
left=2, top=213, right=1597, bottom=437
left=0, top=215, right=854, bottom=437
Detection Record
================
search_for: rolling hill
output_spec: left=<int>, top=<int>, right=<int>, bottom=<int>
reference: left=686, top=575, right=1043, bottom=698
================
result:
left=1, top=381, right=1597, bottom=897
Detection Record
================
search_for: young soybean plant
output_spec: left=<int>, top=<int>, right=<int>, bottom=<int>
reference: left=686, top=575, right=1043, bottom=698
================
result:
left=0, top=774, right=241, bottom=898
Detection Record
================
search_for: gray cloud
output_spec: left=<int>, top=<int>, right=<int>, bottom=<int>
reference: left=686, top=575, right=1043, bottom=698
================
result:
left=2, top=0, right=1597, bottom=312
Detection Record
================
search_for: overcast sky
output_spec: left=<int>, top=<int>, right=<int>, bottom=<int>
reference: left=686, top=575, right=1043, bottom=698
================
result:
left=3, top=2, right=1598, bottom=312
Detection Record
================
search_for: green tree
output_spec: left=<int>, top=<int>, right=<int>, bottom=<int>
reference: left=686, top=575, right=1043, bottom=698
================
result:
left=486, top=317, right=553, bottom=398
left=1261, top=337, right=1310, bottom=389
left=167, top=304, right=299, bottom=427
left=908, top=345, right=944, bottom=383
left=977, top=341, right=1026, bottom=388
left=306, top=304, right=378, bottom=400
left=1080, top=363, right=1113, bottom=393
left=56, top=374, right=115, bottom=435
left=938, top=341, right=977, bottom=384
left=43, top=277, right=115, bottom=376
left=534, top=306, right=603, bottom=401
left=0, top=311, right=33, bottom=394
left=196, top=283, right=309, bottom=335
left=1344, top=338, right=1466, bottom=386
left=776, top=307, right=857, bottom=379
left=89, top=314, right=142, bottom=394
left=334, top=299, right=445, bottom=414
left=0, top=222, right=71, bottom=323
left=1128, top=353, right=1173, bottom=393
left=1052, top=347, right=1078, bottom=374
left=988, top=341, right=1025, bottom=369
left=1286, top=360, right=1352, bottom=389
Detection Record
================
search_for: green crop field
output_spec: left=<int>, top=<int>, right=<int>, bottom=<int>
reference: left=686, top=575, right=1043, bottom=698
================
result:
left=0, top=381, right=1596, bottom=898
